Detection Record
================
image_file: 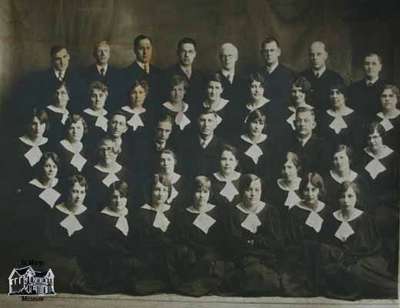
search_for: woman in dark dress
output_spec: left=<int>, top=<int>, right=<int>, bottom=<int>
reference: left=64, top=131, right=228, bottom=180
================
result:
left=43, top=174, right=93, bottom=293
left=88, top=181, right=136, bottom=294
left=234, top=109, right=274, bottom=180
left=282, top=172, right=330, bottom=297
left=374, top=84, right=400, bottom=152
left=224, top=174, right=283, bottom=296
left=133, top=174, right=177, bottom=295
left=210, top=144, right=242, bottom=209
left=319, top=182, right=397, bottom=299
left=168, top=176, right=224, bottom=296
left=54, top=114, right=90, bottom=178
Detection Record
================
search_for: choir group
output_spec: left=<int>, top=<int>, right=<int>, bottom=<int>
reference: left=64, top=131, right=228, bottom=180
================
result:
left=4, top=35, right=400, bottom=299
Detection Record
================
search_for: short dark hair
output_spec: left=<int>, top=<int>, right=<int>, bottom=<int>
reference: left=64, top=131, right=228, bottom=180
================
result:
left=65, top=114, right=88, bottom=136
left=329, top=82, right=348, bottom=98
left=300, top=172, right=326, bottom=199
left=219, top=144, right=239, bottom=162
left=168, top=74, right=189, bottom=90
left=261, top=36, right=280, bottom=48
left=36, top=152, right=61, bottom=179
left=245, top=110, right=266, bottom=132
left=381, top=84, right=400, bottom=103
left=177, top=37, right=197, bottom=51
left=134, top=34, right=152, bottom=51
left=367, top=121, right=386, bottom=138
left=364, top=52, right=383, bottom=65
left=130, top=79, right=149, bottom=94
left=248, top=73, right=265, bottom=86
left=292, top=77, right=312, bottom=94
left=65, top=174, right=89, bottom=194
left=239, top=174, right=263, bottom=197
left=25, top=109, right=49, bottom=133
left=50, top=45, right=68, bottom=57
left=108, top=181, right=129, bottom=199
left=338, top=181, right=360, bottom=204
left=89, top=81, right=108, bottom=94
left=332, top=144, right=353, bottom=165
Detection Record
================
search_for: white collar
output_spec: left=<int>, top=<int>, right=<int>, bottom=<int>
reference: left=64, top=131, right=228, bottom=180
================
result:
left=326, top=106, right=354, bottom=117
left=246, top=97, right=270, bottom=111
left=296, top=200, right=325, bottom=213
left=277, top=177, right=301, bottom=191
left=313, top=66, right=326, bottom=77
left=297, top=134, right=312, bottom=147
left=83, top=108, right=108, bottom=117
left=236, top=201, right=266, bottom=215
left=330, top=169, right=358, bottom=184
left=47, top=104, right=69, bottom=115
left=55, top=202, right=87, bottom=216
left=221, top=68, right=235, bottom=78
left=141, top=203, right=171, bottom=213
left=19, top=136, right=48, bottom=147
left=136, top=61, right=149, bottom=70
left=377, top=110, right=400, bottom=120
left=240, top=134, right=267, bottom=145
left=364, top=146, right=394, bottom=160
left=333, top=208, right=364, bottom=222
left=166, top=172, right=181, bottom=184
left=186, top=203, right=215, bottom=214
left=213, top=171, right=241, bottom=182
left=203, top=98, right=229, bottom=111
left=179, top=65, right=192, bottom=77
left=266, top=62, right=279, bottom=74
left=365, top=76, right=379, bottom=85
left=54, top=69, right=66, bottom=78
left=94, top=163, right=122, bottom=174
left=60, top=139, right=83, bottom=154
left=96, top=64, right=108, bottom=74
left=163, top=101, right=188, bottom=113
left=199, top=134, right=214, bottom=148
left=29, top=178, right=59, bottom=189
left=101, top=206, right=128, bottom=218
left=121, top=105, right=146, bottom=114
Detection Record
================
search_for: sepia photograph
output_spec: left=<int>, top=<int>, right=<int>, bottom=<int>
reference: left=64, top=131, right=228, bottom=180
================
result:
left=0, top=0, right=399, bottom=307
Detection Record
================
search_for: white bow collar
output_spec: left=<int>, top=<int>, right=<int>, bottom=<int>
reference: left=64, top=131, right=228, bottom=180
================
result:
left=141, top=203, right=171, bottom=232
left=47, top=104, right=69, bottom=116
left=296, top=200, right=326, bottom=213
left=236, top=202, right=265, bottom=234
left=101, top=206, right=129, bottom=236
left=19, top=136, right=48, bottom=147
left=186, top=203, right=215, bottom=214
left=364, top=146, right=394, bottom=160
left=83, top=108, right=108, bottom=117
left=187, top=203, right=216, bottom=234
left=121, top=105, right=146, bottom=115
left=333, top=208, right=364, bottom=242
left=163, top=101, right=189, bottom=113
left=240, top=134, right=267, bottom=145
left=30, top=178, right=59, bottom=190
left=60, top=139, right=83, bottom=154
left=326, top=106, right=354, bottom=118
left=377, top=110, right=400, bottom=120
left=56, top=203, right=87, bottom=237
left=330, top=170, right=358, bottom=184
left=213, top=171, right=241, bottom=182
left=333, top=208, right=364, bottom=223
left=297, top=201, right=325, bottom=233
left=94, top=163, right=122, bottom=174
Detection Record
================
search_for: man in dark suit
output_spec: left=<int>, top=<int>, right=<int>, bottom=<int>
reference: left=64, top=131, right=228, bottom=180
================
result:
left=83, top=41, right=122, bottom=111
left=348, top=52, right=385, bottom=121
left=300, top=41, right=344, bottom=112
left=163, top=37, right=205, bottom=111
left=258, top=37, right=296, bottom=118
left=122, top=34, right=162, bottom=109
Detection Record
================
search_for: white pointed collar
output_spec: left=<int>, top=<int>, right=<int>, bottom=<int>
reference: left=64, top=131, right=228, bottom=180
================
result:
left=326, top=106, right=354, bottom=118
left=296, top=200, right=326, bottom=213
left=364, top=146, right=394, bottom=160
left=83, top=108, right=108, bottom=117
left=165, top=172, right=181, bottom=185
left=55, top=202, right=87, bottom=216
left=213, top=170, right=241, bottom=182
left=333, top=208, right=364, bottom=223
left=29, top=178, right=59, bottom=190
left=163, top=101, right=189, bottom=113
left=203, top=98, right=229, bottom=111
left=60, top=139, right=83, bottom=154
left=246, top=97, right=270, bottom=111
left=141, top=203, right=171, bottom=213
left=94, top=163, right=122, bottom=174
left=186, top=203, right=215, bottom=214
left=47, top=104, right=69, bottom=115
left=121, top=105, right=146, bottom=115
left=101, top=205, right=128, bottom=218
left=277, top=177, right=301, bottom=191
left=19, top=136, right=48, bottom=147
left=329, top=169, right=358, bottom=184
left=240, top=134, right=267, bottom=145
left=236, top=201, right=266, bottom=215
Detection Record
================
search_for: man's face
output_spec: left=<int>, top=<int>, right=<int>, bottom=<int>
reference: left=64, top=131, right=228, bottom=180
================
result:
left=94, top=43, right=111, bottom=65
left=156, top=121, right=172, bottom=142
left=135, top=38, right=152, bottom=64
left=219, top=46, right=238, bottom=71
left=52, top=48, right=70, bottom=72
left=364, top=55, right=382, bottom=80
left=109, top=115, right=127, bottom=138
left=178, top=43, right=196, bottom=67
left=261, top=41, right=281, bottom=66
left=198, top=113, right=217, bottom=137
left=309, top=43, right=328, bottom=70
left=295, top=111, right=316, bottom=138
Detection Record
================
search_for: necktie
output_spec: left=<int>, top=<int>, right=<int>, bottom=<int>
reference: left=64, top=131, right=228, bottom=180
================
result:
left=100, top=68, right=105, bottom=76
left=144, top=63, right=150, bottom=74
left=57, top=71, right=63, bottom=81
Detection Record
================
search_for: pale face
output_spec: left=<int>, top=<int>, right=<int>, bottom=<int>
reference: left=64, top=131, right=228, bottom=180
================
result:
left=135, top=38, right=152, bottom=64
left=69, top=183, right=86, bottom=207
left=160, top=153, right=175, bottom=174
left=302, top=182, right=319, bottom=204
left=207, top=81, right=223, bottom=102
left=94, top=43, right=111, bottom=65
left=282, top=159, right=298, bottom=180
left=261, top=41, right=281, bottom=66
left=332, top=150, right=350, bottom=172
left=98, top=140, right=117, bottom=164
left=248, top=118, right=264, bottom=137
left=329, top=89, right=346, bottom=110
left=219, top=46, right=238, bottom=71
left=178, top=43, right=196, bottom=67
left=52, top=48, right=70, bottom=72
left=198, top=114, right=217, bottom=137
left=243, top=179, right=262, bottom=207
left=90, top=89, right=108, bottom=111
left=295, top=111, right=316, bottom=138
left=339, top=187, right=357, bottom=210
left=109, top=115, right=127, bottom=138
left=110, top=190, right=127, bottom=211
left=170, top=83, right=186, bottom=104
left=364, top=55, right=382, bottom=80
left=309, top=43, right=328, bottom=70
left=219, top=150, right=238, bottom=176
left=367, top=130, right=384, bottom=152
left=54, top=86, right=69, bottom=108
left=67, top=120, right=85, bottom=143
left=291, top=85, right=306, bottom=105
left=29, top=117, right=46, bottom=139
left=43, top=158, right=58, bottom=181
left=152, top=182, right=169, bottom=206
left=129, top=85, right=147, bottom=108
left=156, top=121, right=172, bottom=143
left=380, top=88, right=398, bottom=112
left=194, top=187, right=210, bottom=208
left=250, top=80, right=265, bottom=101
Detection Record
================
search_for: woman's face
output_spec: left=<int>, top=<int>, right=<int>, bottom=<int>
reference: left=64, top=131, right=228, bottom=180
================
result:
left=152, top=182, right=169, bottom=206
left=219, top=150, right=238, bottom=176
left=90, top=88, right=107, bottom=111
left=291, top=85, right=306, bottom=105
left=380, top=88, right=398, bottom=112
left=339, top=186, right=357, bottom=210
left=67, top=120, right=85, bottom=142
left=29, top=117, right=46, bottom=139
left=68, top=182, right=86, bottom=207
left=98, top=140, right=117, bottom=164
left=248, top=118, right=264, bottom=137
left=54, top=86, right=69, bottom=108
left=302, top=181, right=319, bottom=204
left=207, top=81, right=223, bottom=102
left=159, top=153, right=175, bottom=174
left=250, top=80, right=265, bottom=101
left=194, top=187, right=210, bottom=208
left=282, top=159, right=298, bottom=179
left=243, top=179, right=262, bottom=207
left=129, top=85, right=147, bottom=107
left=43, top=158, right=58, bottom=181
left=170, top=83, right=185, bottom=104
left=332, top=150, right=350, bottom=172
left=329, top=88, right=346, bottom=110
left=367, top=130, right=384, bottom=151
left=110, top=190, right=127, bottom=211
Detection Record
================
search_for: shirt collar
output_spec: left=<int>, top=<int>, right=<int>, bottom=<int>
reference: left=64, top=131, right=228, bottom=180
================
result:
left=96, top=64, right=108, bottom=74
left=326, top=106, right=354, bottom=117
left=84, top=108, right=108, bottom=117
left=333, top=208, right=363, bottom=222
left=266, top=62, right=279, bottom=74
left=364, top=145, right=394, bottom=160
left=29, top=178, right=59, bottom=189
left=329, top=169, right=358, bottom=184
left=186, top=203, right=215, bottom=214
left=296, top=200, right=325, bottom=213
left=163, top=101, right=188, bottom=113
left=313, top=66, right=326, bottom=77
left=56, top=202, right=87, bottom=216
left=213, top=171, right=241, bottom=182
left=141, top=203, right=170, bottom=213
left=19, top=136, right=48, bottom=147
left=277, top=177, right=301, bottom=191
left=236, top=201, right=266, bottom=215
left=240, top=134, right=267, bottom=145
